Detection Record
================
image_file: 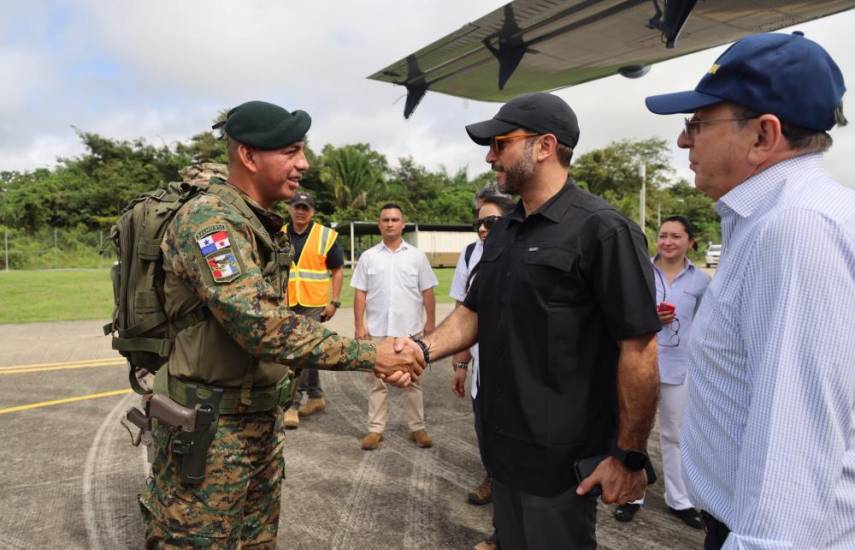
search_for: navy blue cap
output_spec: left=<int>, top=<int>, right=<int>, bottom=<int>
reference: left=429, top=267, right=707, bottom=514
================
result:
left=646, top=32, right=845, bottom=131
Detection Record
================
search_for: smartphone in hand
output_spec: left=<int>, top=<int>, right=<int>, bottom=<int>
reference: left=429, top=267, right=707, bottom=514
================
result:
left=657, top=301, right=676, bottom=314
left=573, top=454, right=608, bottom=496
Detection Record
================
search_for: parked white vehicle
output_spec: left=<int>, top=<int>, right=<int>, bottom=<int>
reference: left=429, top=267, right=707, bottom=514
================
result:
left=705, top=244, right=722, bottom=268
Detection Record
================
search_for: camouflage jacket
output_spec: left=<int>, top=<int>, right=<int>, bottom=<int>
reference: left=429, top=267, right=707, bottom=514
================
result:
left=160, top=178, right=375, bottom=389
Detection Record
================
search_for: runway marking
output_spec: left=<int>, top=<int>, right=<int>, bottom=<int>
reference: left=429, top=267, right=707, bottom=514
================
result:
left=83, top=390, right=139, bottom=550
left=0, top=357, right=124, bottom=375
left=403, top=463, right=439, bottom=549
left=0, top=389, right=132, bottom=415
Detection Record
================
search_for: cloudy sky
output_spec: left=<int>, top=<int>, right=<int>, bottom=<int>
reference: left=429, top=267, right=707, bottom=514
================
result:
left=1, top=1, right=853, bottom=187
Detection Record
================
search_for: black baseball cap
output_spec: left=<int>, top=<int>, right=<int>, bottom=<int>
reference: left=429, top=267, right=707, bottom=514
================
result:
left=466, top=92, right=580, bottom=148
left=290, top=192, right=315, bottom=208
left=646, top=32, right=846, bottom=131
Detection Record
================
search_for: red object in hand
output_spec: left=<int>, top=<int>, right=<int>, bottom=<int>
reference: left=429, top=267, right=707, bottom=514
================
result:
left=657, top=301, right=676, bottom=314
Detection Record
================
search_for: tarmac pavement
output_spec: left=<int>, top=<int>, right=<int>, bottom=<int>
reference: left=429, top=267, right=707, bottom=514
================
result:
left=0, top=305, right=704, bottom=549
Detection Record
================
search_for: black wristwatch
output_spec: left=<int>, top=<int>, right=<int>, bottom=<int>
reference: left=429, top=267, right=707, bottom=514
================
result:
left=611, top=447, right=650, bottom=471
left=330, top=300, right=341, bottom=309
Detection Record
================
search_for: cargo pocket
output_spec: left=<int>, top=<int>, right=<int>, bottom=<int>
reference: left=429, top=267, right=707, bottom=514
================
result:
left=162, top=422, right=246, bottom=539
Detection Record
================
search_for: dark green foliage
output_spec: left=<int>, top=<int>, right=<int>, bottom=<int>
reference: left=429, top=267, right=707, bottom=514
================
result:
left=176, top=131, right=228, bottom=164
left=572, top=138, right=720, bottom=254
left=1, top=129, right=191, bottom=231
left=0, top=121, right=720, bottom=265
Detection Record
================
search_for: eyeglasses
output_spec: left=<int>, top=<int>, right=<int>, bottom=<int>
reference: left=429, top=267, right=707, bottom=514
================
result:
left=473, top=215, right=501, bottom=231
left=489, top=132, right=539, bottom=153
left=655, top=268, right=680, bottom=347
left=682, top=116, right=759, bottom=137
left=661, top=317, right=681, bottom=347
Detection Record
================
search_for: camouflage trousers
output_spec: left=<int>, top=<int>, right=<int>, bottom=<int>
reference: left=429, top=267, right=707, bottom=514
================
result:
left=139, top=409, right=285, bottom=549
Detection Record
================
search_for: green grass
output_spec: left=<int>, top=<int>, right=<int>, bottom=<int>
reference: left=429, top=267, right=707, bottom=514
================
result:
left=0, top=269, right=115, bottom=324
left=0, top=267, right=458, bottom=324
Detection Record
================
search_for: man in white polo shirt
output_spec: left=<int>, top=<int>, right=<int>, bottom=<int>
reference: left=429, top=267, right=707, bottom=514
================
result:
left=352, top=203, right=438, bottom=450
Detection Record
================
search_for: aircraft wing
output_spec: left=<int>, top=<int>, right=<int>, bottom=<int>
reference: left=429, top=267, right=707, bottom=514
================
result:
left=368, top=0, right=855, bottom=117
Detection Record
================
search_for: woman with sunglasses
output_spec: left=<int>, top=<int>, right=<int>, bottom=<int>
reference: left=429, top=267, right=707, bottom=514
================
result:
left=614, top=215, right=711, bottom=529
left=449, top=192, right=515, bottom=550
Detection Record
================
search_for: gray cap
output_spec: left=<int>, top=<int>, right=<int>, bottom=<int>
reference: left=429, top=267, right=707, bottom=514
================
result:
left=290, top=191, right=315, bottom=208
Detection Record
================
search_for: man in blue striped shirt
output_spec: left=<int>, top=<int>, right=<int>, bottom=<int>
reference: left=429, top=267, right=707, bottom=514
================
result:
left=646, top=32, right=854, bottom=549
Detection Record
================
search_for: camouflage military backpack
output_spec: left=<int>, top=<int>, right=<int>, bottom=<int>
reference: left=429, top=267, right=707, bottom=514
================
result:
left=104, top=180, right=207, bottom=394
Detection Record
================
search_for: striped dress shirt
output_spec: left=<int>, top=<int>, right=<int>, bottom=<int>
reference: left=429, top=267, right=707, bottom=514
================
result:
left=682, top=154, right=855, bottom=549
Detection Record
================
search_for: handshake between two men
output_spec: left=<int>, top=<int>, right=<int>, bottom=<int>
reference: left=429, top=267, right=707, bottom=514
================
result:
left=371, top=337, right=426, bottom=388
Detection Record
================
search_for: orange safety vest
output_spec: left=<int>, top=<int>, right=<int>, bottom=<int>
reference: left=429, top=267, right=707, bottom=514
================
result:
left=284, top=222, right=338, bottom=307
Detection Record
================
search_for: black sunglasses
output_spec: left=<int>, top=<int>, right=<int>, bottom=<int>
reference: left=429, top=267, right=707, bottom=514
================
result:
left=473, top=215, right=501, bottom=231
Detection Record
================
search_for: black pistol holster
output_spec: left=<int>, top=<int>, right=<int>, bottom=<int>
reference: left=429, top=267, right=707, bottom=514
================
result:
left=169, top=384, right=222, bottom=485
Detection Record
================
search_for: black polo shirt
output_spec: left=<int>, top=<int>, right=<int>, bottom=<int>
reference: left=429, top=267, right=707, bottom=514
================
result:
left=464, top=179, right=660, bottom=497
left=287, top=221, right=344, bottom=270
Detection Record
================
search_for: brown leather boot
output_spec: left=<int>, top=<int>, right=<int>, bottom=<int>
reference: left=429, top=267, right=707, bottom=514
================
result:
left=473, top=532, right=497, bottom=550
left=298, top=397, right=326, bottom=417
left=361, top=432, right=383, bottom=450
left=410, top=429, right=433, bottom=448
left=283, top=408, right=300, bottom=429
left=467, top=476, right=492, bottom=505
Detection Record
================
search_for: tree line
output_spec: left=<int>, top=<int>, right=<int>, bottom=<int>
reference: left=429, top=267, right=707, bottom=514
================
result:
left=0, top=124, right=720, bottom=267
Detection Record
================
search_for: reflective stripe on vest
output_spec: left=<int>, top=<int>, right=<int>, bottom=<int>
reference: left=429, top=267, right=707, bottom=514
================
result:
left=285, top=223, right=338, bottom=307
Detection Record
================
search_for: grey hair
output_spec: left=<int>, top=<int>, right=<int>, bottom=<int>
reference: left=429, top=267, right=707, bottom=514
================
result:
left=473, top=182, right=512, bottom=211
left=736, top=103, right=848, bottom=154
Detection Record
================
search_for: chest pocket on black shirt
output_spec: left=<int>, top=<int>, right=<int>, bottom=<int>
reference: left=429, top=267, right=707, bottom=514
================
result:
left=521, top=246, right=581, bottom=305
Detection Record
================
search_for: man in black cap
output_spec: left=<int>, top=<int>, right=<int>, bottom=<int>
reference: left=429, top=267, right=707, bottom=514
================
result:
left=138, top=99, right=423, bottom=547
left=646, top=32, right=854, bottom=550
left=403, top=92, right=661, bottom=549
left=282, top=190, right=346, bottom=429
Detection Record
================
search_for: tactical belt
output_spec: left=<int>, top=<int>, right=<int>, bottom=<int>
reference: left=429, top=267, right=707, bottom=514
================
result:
left=160, top=372, right=292, bottom=415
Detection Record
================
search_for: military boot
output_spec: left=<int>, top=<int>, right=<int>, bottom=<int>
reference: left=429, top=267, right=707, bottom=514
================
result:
left=298, top=397, right=326, bottom=417
left=284, top=408, right=300, bottom=429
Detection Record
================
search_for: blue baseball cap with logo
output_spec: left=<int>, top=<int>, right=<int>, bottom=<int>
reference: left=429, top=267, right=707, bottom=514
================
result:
left=645, top=32, right=846, bottom=131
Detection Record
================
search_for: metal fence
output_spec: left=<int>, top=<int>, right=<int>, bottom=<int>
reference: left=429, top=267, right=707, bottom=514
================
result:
left=1, top=227, right=115, bottom=271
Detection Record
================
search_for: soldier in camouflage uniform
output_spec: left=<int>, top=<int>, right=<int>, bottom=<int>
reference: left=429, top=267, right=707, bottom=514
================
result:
left=138, top=100, right=422, bottom=549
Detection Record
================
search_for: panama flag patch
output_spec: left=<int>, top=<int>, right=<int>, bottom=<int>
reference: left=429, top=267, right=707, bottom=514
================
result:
left=207, top=252, right=241, bottom=283
left=197, top=231, right=231, bottom=256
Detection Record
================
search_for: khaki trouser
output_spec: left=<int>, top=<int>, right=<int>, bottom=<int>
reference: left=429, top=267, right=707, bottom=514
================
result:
left=366, top=337, right=425, bottom=433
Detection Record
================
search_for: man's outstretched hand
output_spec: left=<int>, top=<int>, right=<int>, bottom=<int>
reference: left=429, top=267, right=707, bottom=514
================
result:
left=374, top=337, right=425, bottom=387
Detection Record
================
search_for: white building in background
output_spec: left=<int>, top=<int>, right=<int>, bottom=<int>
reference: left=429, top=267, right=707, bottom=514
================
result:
left=344, top=222, right=475, bottom=268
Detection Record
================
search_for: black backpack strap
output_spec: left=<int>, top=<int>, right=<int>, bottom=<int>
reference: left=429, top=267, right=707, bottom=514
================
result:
left=464, top=242, right=476, bottom=268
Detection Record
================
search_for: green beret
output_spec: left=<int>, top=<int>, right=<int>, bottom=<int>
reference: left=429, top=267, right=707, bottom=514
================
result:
left=217, top=100, right=311, bottom=150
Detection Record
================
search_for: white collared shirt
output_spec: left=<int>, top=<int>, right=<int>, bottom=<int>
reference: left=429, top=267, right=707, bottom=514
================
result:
left=351, top=240, right=438, bottom=337
left=682, top=154, right=855, bottom=549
